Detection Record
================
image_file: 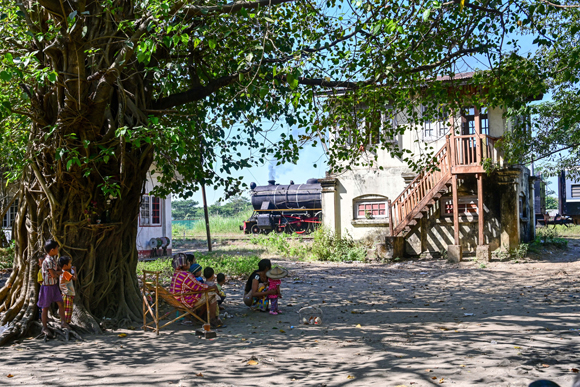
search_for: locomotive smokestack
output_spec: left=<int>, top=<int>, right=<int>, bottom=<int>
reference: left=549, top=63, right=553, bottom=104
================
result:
left=268, top=180, right=276, bottom=186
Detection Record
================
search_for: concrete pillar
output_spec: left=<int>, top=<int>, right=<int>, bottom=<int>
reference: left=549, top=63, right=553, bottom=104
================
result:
left=384, top=236, right=405, bottom=259
left=320, top=177, right=340, bottom=237
left=476, top=245, right=490, bottom=262
left=528, top=177, right=536, bottom=242
left=447, top=244, right=462, bottom=263
left=500, top=180, right=520, bottom=251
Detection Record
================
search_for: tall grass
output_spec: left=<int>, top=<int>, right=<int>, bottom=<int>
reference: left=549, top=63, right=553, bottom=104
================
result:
left=250, top=227, right=368, bottom=262
left=172, top=209, right=253, bottom=238
left=546, top=224, right=580, bottom=237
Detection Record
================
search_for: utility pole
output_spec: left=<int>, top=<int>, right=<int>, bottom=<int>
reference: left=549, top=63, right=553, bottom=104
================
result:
left=201, top=183, right=212, bottom=251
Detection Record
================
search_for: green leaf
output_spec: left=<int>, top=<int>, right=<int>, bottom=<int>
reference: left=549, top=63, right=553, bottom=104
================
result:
left=208, top=39, right=217, bottom=50
left=259, top=86, right=269, bottom=98
left=239, top=7, right=248, bottom=17
left=66, top=159, right=73, bottom=170
left=47, top=72, right=57, bottom=83
left=0, top=71, right=11, bottom=82
left=287, top=74, right=299, bottom=90
left=423, top=9, right=431, bottom=21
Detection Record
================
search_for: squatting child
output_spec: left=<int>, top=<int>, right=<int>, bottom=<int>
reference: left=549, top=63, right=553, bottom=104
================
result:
left=216, top=273, right=227, bottom=310
left=38, top=239, right=70, bottom=335
left=266, top=267, right=288, bottom=315
left=58, top=256, right=77, bottom=324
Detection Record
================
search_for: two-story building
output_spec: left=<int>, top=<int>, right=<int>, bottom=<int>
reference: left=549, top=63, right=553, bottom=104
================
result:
left=319, top=72, right=539, bottom=261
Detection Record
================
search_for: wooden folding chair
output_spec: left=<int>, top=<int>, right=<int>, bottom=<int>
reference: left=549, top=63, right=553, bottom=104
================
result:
left=141, top=270, right=212, bottom=335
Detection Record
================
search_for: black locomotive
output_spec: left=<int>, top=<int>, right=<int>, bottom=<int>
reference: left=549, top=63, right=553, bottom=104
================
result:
left=240, top=179, right=322, bottom=234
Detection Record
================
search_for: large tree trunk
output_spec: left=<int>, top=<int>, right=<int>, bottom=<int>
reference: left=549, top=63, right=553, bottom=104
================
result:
left=0, top=0, right=158, bottom=344
left=0, top=144, right=153, bottom=344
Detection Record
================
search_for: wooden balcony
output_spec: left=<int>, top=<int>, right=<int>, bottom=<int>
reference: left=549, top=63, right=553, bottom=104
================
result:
left=451, top=134, right=504, bottom=174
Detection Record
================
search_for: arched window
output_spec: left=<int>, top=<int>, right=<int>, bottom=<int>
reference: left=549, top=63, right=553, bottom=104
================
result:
left=353, top=194, right=389, bottom=219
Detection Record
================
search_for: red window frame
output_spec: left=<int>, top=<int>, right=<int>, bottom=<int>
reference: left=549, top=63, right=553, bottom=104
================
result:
left=140, top=195, right=162, bottom=227
left=356, top=202, right=387, bottom=218
left=152, top=197, right=161, bottom=224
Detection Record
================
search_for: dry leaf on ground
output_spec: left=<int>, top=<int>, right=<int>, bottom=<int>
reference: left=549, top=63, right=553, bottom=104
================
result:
left=6, top=374, right=14, bottom=378
left=347, top=375, right=355, bottom=380
left=571, top=368, right=579, bottom=373
left=248, top=360, right=259, bottom=366
left=196, top=373, right=203, bottom=377
left=118, top=333, right=127, bottom=338
left=431, top=376, right=437, bottom=380
left=356, top=324, right=362, bottom=328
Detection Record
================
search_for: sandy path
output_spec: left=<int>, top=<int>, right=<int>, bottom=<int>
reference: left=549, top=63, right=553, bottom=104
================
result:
left=1, top=247, right=580, bottom=386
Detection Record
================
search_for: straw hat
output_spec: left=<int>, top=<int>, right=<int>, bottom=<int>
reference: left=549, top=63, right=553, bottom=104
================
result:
left=266, top=267, right=288, bottom=279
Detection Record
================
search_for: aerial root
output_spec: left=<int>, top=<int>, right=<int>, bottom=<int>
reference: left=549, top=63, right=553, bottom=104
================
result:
left=32, top=321, right=84, bottom=342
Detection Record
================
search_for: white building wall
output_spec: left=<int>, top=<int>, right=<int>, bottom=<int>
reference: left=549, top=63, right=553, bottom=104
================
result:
left=136, top=171, right=172, bottom=259
left=326, top=103, right=511, bottom=241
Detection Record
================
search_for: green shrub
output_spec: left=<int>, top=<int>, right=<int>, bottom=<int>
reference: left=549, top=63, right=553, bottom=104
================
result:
left=0, top=242, right=15, bottom=270
left=309, top=228, right=367, bottom=262
left=249, top=228, right=367, bottom=262
left=531, top=227, right=568, bottom=250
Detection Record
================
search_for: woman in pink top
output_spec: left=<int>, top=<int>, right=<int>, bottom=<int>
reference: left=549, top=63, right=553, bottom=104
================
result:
left=169, top=255, right=222, bottom=327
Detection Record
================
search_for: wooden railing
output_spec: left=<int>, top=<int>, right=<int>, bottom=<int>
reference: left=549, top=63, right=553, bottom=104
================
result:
left=389, top=138, right=452, bottom=236
left=452, top=134, right=504, bottom=168
left=388, top=134, right=504, bottom=236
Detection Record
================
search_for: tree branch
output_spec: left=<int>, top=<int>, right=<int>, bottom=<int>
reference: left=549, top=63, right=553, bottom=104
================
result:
left=174, top=0, right=297, bottom=18
left=151, top=74, right=239, bottom=110
left=538, top=0, right=580, bottom=8
left=442, top=0, right=503, bottom=14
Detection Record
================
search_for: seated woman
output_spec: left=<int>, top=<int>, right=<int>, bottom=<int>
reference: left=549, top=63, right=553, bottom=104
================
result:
left=243, top=259, right=277, bottom=311
left=169, top=255, right=223, bottom=327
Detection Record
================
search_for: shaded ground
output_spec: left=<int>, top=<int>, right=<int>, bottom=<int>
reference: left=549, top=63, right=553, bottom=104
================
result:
left=2, top=241, right=580, bottom=386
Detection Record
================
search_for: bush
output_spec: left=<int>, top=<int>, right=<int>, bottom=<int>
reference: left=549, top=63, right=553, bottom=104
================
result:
left=249, top=228, right=367, bottom=262
left=309, top=228, right=367, bottom=262
left=529, top=227, right=568, bottom=251
left=0, top=242, right=15, bottom=270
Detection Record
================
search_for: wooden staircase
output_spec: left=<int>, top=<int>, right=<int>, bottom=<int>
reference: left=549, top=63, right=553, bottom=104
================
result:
left=388, top=134, right=504, bottom=237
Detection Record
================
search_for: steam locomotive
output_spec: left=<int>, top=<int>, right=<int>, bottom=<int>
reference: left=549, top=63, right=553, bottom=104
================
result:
left=240, top=179, right=322, bottom=234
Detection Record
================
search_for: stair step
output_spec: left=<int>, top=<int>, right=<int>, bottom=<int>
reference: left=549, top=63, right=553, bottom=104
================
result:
left=433, top=193, right=442, bottom=199
left=414, top=212, right=424, bottom=219
left=403, top=227, right=411, bottom=233
left=408, top=220, right=417, bottom=227
left=426, top=199, right=436, bottom=207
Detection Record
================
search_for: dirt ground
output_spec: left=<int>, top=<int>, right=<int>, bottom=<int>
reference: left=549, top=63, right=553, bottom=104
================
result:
left=1, top=240, right=580, bottom=387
